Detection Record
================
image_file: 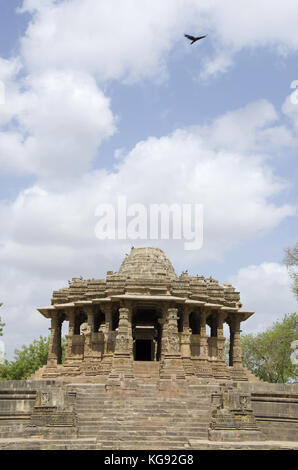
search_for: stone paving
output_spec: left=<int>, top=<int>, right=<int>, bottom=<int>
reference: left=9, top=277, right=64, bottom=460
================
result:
left=0, top=437, right=297, bottom=450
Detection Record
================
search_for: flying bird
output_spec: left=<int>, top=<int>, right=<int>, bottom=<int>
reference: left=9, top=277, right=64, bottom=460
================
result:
left=184, top=34, right=207, bottom=44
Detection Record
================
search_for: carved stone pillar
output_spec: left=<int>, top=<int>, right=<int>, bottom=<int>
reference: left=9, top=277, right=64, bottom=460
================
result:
left=159, top=309, right=168, bottom=360
left=160, top=306, right=185, bottom=380
left=180, top=306, right=191, bottom=358
left=165, top=308, right=181, bottom=355
left=97, top=303, right=114, bottom=376
left=47, top=313, right=62, bottom=367
left=211, top=310, right=229, bottom=379
left=104, top=305, right=112, bottom=331
left=180, top=305, right=195, bottom=377
left=84, top=305, right=95, bottom=358
left=216, top=311, right=226, bottom=363
left=86, top=305, right=95, bottom=332
left=127, top=306, right=134, bottom=356
left=195, top=307, right=212, bottom=377
left=209, top=311, right=218, bottom=358
left=101, top=303, right=113, bottom=354
left=229, top=315, right=242, bottom=368
left=108, top=304, right=135, bottom=382
left=199, top=308, right=209, bottom=360
left=65, top=308, right=76, bottom=361
left=114, top=307, right=133, bottom=355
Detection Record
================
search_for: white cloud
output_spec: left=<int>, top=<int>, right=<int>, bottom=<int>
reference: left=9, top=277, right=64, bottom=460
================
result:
left=0, top=70, right=116, bottom=177
left=200, top=52, right=233, bottom=80
left=0, top=101, right=295, bottom=280
left=0, top=132, right=27, bottom=174
left=0, top=153, right=294, bottom=357
left=0, top=57, right=21, bottom=83
left=18, top=0, right=298, bottom=81
left=229, top=262, right=297, bottom=334
left=20, top=0, right=192, bottom=83
left=2, top=2, right=298, bottom=179
left=21, top=71, right=116, bottom=178
left=0, top=57, right=23, bottom=126
left=196, top=99, right=295, bottom=152
left=198, top=0, right=298, bottom=78
left=207, top=0, right=298, bottom=50
left=282, top=87, right=298, bottom=132
left=0, top=266, right=63, bottom=359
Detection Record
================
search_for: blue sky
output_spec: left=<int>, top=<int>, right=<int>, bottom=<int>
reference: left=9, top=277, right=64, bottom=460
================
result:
left=0, top=0, right=297, bottom=359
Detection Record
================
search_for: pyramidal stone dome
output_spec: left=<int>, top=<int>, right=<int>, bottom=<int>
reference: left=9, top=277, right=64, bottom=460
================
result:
left=117, top=247, right=178, bottom=280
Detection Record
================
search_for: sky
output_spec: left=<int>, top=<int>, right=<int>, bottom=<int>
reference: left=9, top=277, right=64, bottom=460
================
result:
left=0, top=0, right=297, bottom=360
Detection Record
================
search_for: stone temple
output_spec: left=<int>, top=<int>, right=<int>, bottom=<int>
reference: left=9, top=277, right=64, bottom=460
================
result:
left=35, top=246, right=256, bottom=382
left=0, top=247, right=297, bottom=450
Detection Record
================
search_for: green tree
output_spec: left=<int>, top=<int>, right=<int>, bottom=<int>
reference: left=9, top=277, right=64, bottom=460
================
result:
left=240, top=313, right=298, bottom=383
left=0, top=303, right=4, bottom=337
left=284, top=242, right=298, bottom=300
left=0, top=336, right=66, bottom=380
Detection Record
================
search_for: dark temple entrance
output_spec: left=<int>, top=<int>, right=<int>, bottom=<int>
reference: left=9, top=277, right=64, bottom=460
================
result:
left=135, top=339, right=152, bottom=361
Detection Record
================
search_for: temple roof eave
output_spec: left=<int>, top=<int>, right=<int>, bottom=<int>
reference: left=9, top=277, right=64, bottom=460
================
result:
left=109, top=294, right=186, bottom=303
left=38, top=296, right=252, bottom=320
left=237, top=309, right=255, bottom=321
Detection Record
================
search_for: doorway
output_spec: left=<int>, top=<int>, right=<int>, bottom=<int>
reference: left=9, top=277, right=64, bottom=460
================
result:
left=135, top=339, right=152, bottom=361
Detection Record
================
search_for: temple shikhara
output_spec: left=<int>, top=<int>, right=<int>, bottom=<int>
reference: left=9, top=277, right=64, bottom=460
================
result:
left=35, top=247, right=256, bottom=382
left=1, top=246, right=297, bottom=449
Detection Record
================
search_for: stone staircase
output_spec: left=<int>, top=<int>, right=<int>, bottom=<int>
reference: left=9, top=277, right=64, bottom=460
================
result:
left=133, top=361, right=160, bottom=382
left=243, top=367, right=261, bottom=382
left=72, top=382, right=218, bottom=450
left=73, top=384, right=106, bottom=439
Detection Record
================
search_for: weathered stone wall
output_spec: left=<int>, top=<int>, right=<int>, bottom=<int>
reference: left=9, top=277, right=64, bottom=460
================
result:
left=0, top=380, right=45, bottom=437
left=239, top=382, right=298, bottom=441
left=0, top=380, right=77, bottom=439
left=0, top=378, right=297, bottom=448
